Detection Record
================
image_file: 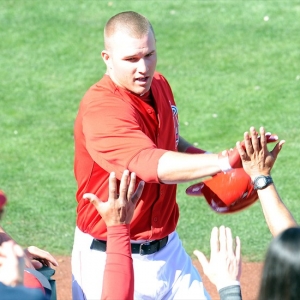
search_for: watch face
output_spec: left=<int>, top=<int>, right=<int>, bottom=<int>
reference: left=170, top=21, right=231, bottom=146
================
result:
left=257, top=177, right=267, bottom=188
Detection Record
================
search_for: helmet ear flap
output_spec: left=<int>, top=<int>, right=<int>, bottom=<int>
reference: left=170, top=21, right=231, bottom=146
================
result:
left=186, top=168, right=258, bottom=214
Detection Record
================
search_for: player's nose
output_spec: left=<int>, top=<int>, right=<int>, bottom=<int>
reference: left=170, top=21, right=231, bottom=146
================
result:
left=137, top=58, right=148, bottom=73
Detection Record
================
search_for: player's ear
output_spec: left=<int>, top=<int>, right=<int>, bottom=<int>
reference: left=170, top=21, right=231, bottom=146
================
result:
left=101, top=50, right=111, bottom=67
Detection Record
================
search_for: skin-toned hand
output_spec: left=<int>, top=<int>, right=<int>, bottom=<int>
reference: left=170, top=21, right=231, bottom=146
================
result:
left=84, top=170, right=145, bottom=227
left=24, top=246, right=59, bottom=269
left=0, top=240, right=25, bottom=286
left=1, top=226, right=58, bottom=269
left=194, top=226, right=241, bottom=290
left=236, top=126, right=285, bottom=180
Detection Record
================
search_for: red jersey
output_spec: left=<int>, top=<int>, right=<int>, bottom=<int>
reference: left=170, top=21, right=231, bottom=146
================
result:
left=74, top=72, right=179, bottom=240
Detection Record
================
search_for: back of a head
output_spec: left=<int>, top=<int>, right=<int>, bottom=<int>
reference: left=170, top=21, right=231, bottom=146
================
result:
left=258, top=227, right=300, bottom=300
left=104, top=11, right=154, bottom=48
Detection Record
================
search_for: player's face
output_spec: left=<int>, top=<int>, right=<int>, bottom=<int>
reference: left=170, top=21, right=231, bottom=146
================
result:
left=103, top=30, right=157, bottom=95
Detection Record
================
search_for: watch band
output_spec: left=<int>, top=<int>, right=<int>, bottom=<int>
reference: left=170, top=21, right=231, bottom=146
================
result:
left=253, top=175, right=273, bottom=190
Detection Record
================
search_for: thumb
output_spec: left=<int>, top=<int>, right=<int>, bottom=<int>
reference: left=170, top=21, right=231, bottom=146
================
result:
left=83, top=193, right=100, bottom=204
left=193, top=250, right=209, bottom=271
left=271, top=140, right=285, bottom=159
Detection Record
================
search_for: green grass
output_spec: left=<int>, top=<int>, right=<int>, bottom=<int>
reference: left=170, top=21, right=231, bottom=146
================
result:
left=0, top=1, right=299, bottom=260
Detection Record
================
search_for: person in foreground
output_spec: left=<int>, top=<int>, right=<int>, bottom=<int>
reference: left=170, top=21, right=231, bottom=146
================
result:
left=236, top=126, right=297, bottom=236
left=0, top=240, right=47, bottom=300
left=0, top=192, right=58, bottom=298
left=73, top=10, right=250, bottom=300
left=194, top=226, right=242, bottom=300
left=84, top=170, right=144, bottom=300
left=258, top=226, right=300, bottom=300
left=194, top=226, right=300, bottom=300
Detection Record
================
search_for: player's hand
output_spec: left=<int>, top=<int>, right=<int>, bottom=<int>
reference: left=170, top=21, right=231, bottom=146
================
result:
left=0, top=240, right=25, bottom=286
left=236, top=126, right=285, bottom=180
left=24, top=246, right=58, bottom=269
left=194, top=226, right=241, bottom=290
left=84, top=170, right=145, bottom=227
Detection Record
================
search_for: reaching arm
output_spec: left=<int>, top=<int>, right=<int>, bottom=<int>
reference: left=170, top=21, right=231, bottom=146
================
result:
left=157, top=151, right=220, bottom=184
left=237, top=126, right=297, bottom=236
left=84, top=170, right=144, bottom=300
left=158, top=134, right=257, bottom=184
left=257, top=185, right=297, bottom=236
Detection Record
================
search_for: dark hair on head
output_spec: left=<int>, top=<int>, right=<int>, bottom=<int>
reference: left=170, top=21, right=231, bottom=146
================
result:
left=258, top=227, right=300, bottom=300
left=104, top=11, right=155, bottom=39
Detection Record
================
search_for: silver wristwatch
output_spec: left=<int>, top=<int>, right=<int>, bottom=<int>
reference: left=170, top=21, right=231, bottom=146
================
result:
left=253, top=175, right=273, bottom=190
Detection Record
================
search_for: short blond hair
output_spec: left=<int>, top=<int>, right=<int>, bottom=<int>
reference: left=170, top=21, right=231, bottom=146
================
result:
left=104, top=11, right=155, bottom=49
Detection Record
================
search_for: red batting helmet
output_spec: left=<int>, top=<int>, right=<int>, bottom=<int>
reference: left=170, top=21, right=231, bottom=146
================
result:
left=186, top=168, right=258, bottom=213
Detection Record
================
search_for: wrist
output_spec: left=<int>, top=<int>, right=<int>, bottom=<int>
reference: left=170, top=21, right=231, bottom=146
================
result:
left=250, top=173, right=271, bottom=181
left=217, top=280, right=240, bottom=291
left=252, top=175, right=273, bottom=190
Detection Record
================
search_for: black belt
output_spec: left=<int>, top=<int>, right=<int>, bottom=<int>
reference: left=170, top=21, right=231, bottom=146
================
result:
left=90, top=236, right=168, bottom=256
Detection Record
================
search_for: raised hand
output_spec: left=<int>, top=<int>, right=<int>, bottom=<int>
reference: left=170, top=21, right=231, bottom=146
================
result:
left=194, top=226, right=241, bottom=290
left=236, top=126, right=285, bottom=180
left=24, top=246, right=58, bottom=269
left=84, top=170, right=145, bottom=227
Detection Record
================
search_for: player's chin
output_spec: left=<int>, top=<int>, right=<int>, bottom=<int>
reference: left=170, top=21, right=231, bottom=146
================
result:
left=132, top=85, right=150, bottom=96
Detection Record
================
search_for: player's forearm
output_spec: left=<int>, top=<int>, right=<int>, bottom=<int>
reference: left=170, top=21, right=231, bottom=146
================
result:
left=102, top=224, right=133, bottom=300
left=157, top=151, right=220, bottom=184
left=258, top=184, right=297, bottom=237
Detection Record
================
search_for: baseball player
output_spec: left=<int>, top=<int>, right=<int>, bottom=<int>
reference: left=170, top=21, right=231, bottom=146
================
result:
left=72, top=11, right=246, bottom=300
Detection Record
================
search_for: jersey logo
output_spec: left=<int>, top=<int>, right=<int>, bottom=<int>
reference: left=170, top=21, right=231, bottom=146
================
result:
left=171, top=104, right=179, bottom=148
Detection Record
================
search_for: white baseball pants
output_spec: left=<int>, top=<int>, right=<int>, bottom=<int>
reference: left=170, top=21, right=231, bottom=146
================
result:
left=72, top=227, right=210, bottom=300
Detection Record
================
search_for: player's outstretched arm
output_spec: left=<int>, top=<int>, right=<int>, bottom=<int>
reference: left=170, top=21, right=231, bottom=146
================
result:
left=84, top=170, right=144, bottom=300
left=194, top=226, right=242, bottom=300
left=237, top=126, right=297, bottom=236
left=158, top=131, right=278, bottom=184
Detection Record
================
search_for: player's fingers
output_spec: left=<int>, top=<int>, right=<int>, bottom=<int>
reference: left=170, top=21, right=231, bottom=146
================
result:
left=235, top=236, right=241, bottom=263
left=250, top=126, right=260, bottom=151
left=259, top=127, right=267, bottom=150
left=108, top=171, right=118, bottom=200
left=83, top=193, right=100, bottom=204
left=26, top=246, right=58, bottom=267
left=127, top=172, right=137, bottom=201
left=244, top=129, right=253, bottom=152
left=236, top=141, right=246, bottom=160
left=210, top=226, right=220, bottom=257
left=225, top=227, right=234, bottom=255
left=271, top=140, right=285, bottom=160
left=219, top=225, right=227, bottom=253
left=193, top=250, right=209, bottom=272
left=131, top=181, right=145, bottom=206
left=31, top=260, right=44, bottom=269
left=119, top=170, right=130, bottom=200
